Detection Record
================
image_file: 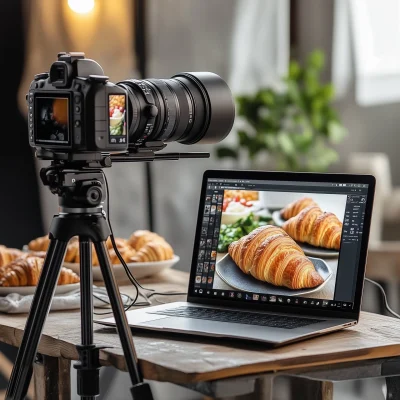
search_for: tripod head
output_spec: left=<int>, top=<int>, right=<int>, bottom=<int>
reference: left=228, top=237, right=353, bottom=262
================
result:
left=39, top=140, right=209, bottom=215
left=40, top=167, right=106, bottom=214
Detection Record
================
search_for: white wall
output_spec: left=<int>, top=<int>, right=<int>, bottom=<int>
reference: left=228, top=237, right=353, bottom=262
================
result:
left=295, top=0, right=400, bottom=184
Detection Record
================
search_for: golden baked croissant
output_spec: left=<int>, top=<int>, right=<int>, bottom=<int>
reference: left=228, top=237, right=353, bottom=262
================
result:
left=131, top=240, right=174, bottom=262
left=0, top=257, right=42, bottom=286
left=64, top=238, right=135, bottom=266
left=127, top=230, right=165, bottom=250
left=108, top=245, right=136, bottom=264
left=64, top=240, right=100, bottom=266
left=106, top=237, right=128, bottom=249
left=0, top=245, right=23, bottom=267
left=228, top=226, right=324, bottom=289
left=58, top=267, right=80, bottom=285
left=282, top=206, right=342, bottom=250
left=280, top=197, right=319, bottom=220
left=228, top=225, right=290, bottom=274
left=0, top=256, right=79, bottom=287
left=28, top=235, right=50, bottom=252
left=24, top=251, right=47, bottom=259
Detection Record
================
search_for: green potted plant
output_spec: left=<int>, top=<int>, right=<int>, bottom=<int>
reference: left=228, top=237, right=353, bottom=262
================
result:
left=217, top=50, right=346, bottom=171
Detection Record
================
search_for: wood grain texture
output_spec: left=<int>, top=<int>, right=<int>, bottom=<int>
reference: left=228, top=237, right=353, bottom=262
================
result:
left=0, top=270, right=400, bottom=385
left=290, top=378, right=333, bottom=400
left=33, top=355, right=71, bottom=400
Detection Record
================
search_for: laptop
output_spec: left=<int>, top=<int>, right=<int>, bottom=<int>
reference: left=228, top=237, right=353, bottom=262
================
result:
left=98, top=170, right=375, bottom=346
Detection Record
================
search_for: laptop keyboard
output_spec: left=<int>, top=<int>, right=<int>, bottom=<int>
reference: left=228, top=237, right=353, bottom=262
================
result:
left=149, top=306, right=323, bottom=329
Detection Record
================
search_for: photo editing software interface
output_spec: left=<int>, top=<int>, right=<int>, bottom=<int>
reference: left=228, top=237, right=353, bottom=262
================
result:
left=192, top=178, right=369, bottom=311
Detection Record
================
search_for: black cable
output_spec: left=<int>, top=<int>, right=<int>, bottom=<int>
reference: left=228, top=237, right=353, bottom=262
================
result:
left=93, top=292, right=150, bottom=316
left=102, top=171, right=155, bottom=291
left=365, top=278, right=400, bottom=319
left=100, top=171, right=186, bottom=313
left=146, top=292, right=187, bottom=298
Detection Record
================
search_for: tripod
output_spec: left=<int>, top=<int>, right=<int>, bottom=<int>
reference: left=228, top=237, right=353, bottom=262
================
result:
left=6, top=167, right=153, bottom=400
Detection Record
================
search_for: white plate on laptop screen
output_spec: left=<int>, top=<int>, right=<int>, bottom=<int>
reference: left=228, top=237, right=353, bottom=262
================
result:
left=64, top=255, right=180, bottom=281
left=216, top=254, right=332, bottom=297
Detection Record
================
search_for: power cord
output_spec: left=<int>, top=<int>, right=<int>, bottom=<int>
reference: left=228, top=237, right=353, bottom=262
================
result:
left=365, top=278, right=400, bottom=319
left=98, top=171, right=187, bottom=314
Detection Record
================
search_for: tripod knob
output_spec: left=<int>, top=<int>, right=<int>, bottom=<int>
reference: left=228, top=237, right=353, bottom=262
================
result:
left=84, top=186, right=103, bottom=206
left=72, top=180, right=104, bottom=207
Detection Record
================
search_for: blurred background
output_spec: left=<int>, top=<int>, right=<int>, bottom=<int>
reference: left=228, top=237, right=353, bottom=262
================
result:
left=1, top=0, right=399, bottom=399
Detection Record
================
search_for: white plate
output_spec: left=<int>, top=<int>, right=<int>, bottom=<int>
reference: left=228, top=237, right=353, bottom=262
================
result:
left=0, top=283, right=80, bottom=296
left=64, top=255, right=180, bottom=281
left=216, top=254, right=332, bottom=296
left=272, top=210, right=286, bottom=226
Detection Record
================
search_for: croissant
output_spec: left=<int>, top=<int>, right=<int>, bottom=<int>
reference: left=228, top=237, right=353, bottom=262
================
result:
left=0, top=245, right=23, bottom=267
left=0, top=256, right=79, bottom=287
left=58, top=267, right=80, bottom=285
left=127, top=230, right=165, bottom=250
left=106, top=237, right=128, bottom=249
left=64, top=240, right=100, bottom=266
left=131, top=240, right=174, bottom=262
left=228, top=226, right=324, bottom=289
left=280, top=197, right=319, bottom=220
left=28, top=235, right=50, bottom=252
left=282, top=206, right=342, bottom=250
left=108, top=245, right=136, bottom=264
left=0, top=257, right=42, bottom=286
left=228, top=225, right=290, bottom=274
left=64, top=239, right=135, bottom=266
left=24, top=251, right=47, bottom=259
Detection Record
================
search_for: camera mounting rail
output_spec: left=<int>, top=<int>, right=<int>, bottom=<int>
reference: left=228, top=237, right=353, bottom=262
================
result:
left=35, top=141, right=210, bottom=169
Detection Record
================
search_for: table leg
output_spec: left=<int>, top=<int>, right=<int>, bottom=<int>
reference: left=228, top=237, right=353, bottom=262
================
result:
left=290, top=377, right=333, bottom=400
left=208, top=376, right=274, bottom=400
left=386, top=376, right=400, bottom=400
left=33, top=354, right=71, bottom=400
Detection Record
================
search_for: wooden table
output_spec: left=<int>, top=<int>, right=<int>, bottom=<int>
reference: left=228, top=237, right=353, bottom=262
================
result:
left=0, top=269, right=400, bottom=400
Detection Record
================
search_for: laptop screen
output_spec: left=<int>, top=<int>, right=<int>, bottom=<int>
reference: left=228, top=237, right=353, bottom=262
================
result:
left=190, top=175, right=370, bottom=312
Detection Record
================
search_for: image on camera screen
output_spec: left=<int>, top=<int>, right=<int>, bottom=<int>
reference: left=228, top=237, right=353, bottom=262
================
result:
left=35, top=97, right=69, bottom=144
left=109, top=94, right=127, bottom=144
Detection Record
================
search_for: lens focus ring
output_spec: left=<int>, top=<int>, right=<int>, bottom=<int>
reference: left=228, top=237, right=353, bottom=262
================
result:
left=146, top=79, right=178, bottom=142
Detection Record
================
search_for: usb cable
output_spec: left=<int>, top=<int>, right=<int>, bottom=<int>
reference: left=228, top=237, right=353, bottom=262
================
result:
left=365, top=278, right=400, bottom=319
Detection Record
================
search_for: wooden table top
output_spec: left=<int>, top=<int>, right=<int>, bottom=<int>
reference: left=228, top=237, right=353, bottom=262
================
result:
left=0, top=269, right=400, bottom=384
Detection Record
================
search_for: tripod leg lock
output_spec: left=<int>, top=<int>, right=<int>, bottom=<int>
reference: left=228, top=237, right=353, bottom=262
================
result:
left=130, top=382, right=154, bottom=400
left=73, top=344, right=104, bottom=397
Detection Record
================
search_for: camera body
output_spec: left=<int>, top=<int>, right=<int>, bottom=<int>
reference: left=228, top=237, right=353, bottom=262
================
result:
left=27, top=52, right=128, bottom=154
left=27, top=52, right=235, bottom=161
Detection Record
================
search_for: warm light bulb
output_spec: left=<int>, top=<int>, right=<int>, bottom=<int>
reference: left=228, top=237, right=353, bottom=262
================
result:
left=68, top=0, right=95, bottom=14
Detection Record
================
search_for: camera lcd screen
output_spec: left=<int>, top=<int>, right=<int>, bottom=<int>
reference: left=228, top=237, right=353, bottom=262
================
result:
left=108, top=94, right=127, bottom=144
left=35, top=97, right=69, bottom=144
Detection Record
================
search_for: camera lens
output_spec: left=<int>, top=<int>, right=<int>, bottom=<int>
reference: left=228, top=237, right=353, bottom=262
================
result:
left=117, top=72, right=234, bottom=147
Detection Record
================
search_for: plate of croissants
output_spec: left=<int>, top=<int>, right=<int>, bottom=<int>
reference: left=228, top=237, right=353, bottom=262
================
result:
left=216, top=225, right=332, bottom=296
left=272, top=197, right=341, bottom=258
left=26, top=230, right=179, bottom=281
left=0, top=246, right=80, bottom=295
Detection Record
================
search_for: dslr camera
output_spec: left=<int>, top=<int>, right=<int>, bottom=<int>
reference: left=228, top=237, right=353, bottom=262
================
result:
left=27, top=52, right=235, bottom=158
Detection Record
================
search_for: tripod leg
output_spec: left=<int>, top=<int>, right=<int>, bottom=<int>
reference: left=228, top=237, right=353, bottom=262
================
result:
left=93, top=242, right=142, bottom=384
left=74, top=237, right=99, bottom=400
left=80, top=238, right=94, bottom=346
left=6, top=239, right=68, bottom=400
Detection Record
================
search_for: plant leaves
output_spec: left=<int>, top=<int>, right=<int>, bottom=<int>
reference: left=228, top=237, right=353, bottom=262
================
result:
left=288, top=60, right=301, bottom=80
left=307, top=49, right=325, bottom=71
left=327, top=121, right=347, bottom=144
left=277, top=132, right=295, bottom=156
left=216, top=147, right=239, bottom=159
